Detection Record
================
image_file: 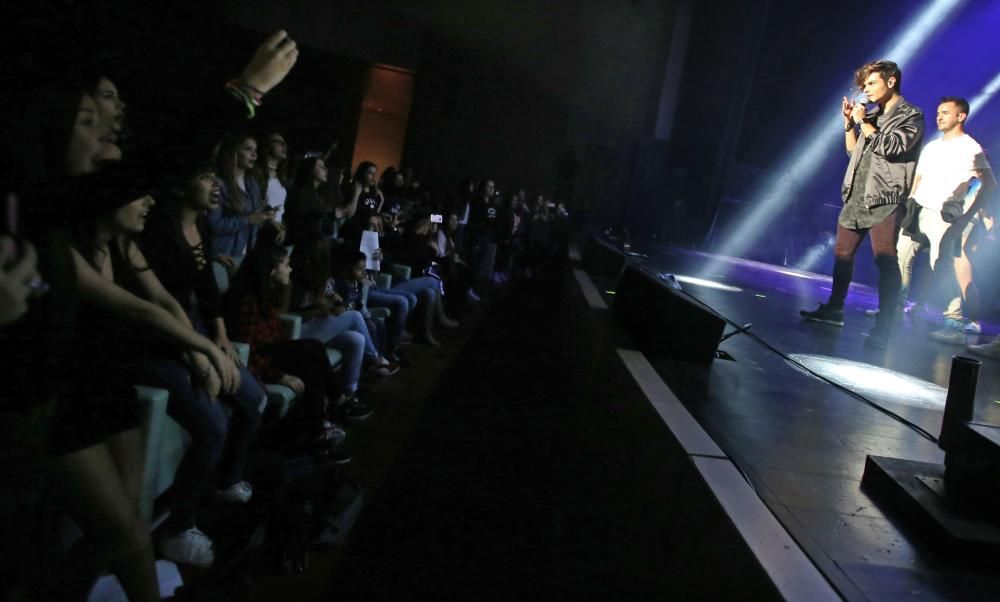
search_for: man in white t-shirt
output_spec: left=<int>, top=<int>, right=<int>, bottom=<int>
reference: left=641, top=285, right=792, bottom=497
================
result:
left=896, top=96, right=996, bottom=343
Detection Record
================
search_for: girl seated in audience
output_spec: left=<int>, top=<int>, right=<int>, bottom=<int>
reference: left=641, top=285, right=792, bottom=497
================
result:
left=289, top=237, right=398, bottom=380
left=376, top=216, right=460, bottom=342
left=137, top=158, right=274, bottom=567
left=223, top=242, right=357, bottom=460
left=208, top=133, right=276, bottom=267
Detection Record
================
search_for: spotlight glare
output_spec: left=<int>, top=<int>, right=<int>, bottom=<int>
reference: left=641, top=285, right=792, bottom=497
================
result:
left=793, top=233, right=836, bottom=272
left=790, top=354, right=946, bottom=410
left=673, top=274, right=743, bottom=292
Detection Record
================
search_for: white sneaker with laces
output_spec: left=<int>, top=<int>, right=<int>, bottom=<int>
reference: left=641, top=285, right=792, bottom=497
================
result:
left=218, top=481, right=253, bottom=503
left=159, top=527, right=214, bottom=568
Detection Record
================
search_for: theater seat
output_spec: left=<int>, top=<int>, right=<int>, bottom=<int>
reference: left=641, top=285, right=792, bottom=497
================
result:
left=136, top=385, right=170, bottom=522
left=389, top=263, right=412, bottom=282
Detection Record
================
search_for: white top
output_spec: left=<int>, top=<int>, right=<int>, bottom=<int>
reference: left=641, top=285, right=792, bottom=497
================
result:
left=265, top=177, right=287, bottom=223
left=913, top=133, right=992, bottom=212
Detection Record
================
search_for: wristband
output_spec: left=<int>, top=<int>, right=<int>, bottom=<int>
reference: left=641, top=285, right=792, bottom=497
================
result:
left=845, top=123, right=855, bottom=132
left=224, top=80, right=262, bottom=119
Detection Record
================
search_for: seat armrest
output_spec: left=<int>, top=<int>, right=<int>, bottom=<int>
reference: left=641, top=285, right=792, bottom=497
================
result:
left=135, top=385, right=169, bottom=522
left=231, top=342, right=251, bottom=366
left=390, top=264, right=412, bottom=282
left=279, top=313, right=302, bottom=340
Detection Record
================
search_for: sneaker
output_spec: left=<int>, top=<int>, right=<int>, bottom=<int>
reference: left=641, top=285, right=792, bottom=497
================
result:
left=318, top=421, right=352, bottom=464
left=217, top=481, right=253, bottom=503
left=338, top=394, right=374, bottom=422
left=800, top=303, right=845, bottom=327
left=967, top=338, right=1000, bottom=358
left=398, top=331, right=415, bottom=345
left=963, top=321, right=982, bottom=334
left=466, top=289, right=481, bottom=304
left=865, top=302, right=909, bottom=319
left=159, top=527, right=214, bottom=568
left=367, top=356, right=399, bottom=378
left=387, top=349, right=410, bottom=368
left=929, top=327, right=966, bottom=345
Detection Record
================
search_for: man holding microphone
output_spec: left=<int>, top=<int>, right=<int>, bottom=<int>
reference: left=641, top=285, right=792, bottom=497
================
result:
left=801, top=60, right=924, bottom=348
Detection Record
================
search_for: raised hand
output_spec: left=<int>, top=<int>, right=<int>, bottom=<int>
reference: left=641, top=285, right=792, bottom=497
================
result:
left=841, top=97, right=855, bottom=122
left=240, top=30, right=299, bottom=95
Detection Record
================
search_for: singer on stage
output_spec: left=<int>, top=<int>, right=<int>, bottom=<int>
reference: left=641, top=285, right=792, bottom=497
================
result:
left=801, top=60, right=924, bottom=348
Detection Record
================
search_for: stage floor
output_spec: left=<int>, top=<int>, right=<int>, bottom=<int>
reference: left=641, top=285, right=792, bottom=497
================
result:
left=594, top=240, right=1000, bottom=601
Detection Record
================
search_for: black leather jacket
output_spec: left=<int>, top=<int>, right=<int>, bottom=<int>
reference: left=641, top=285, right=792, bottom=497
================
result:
left=841, top=97, right=924, bottom=208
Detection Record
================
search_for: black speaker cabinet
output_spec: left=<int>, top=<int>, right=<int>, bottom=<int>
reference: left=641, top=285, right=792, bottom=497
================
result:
left=613, top=265, right=726, bottom=364
left=582, top=235, right=627, bottom=279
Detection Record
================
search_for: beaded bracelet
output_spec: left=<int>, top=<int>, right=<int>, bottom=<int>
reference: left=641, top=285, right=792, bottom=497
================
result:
left=224, top=79, right=263, bottom=118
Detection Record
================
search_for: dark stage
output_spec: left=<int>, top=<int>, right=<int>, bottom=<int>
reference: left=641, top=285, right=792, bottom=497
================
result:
left=586, top=236, right=1000, bottom=600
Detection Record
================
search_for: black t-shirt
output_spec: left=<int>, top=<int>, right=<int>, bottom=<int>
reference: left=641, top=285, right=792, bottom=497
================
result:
left=139, top=208, right=223, bottom=323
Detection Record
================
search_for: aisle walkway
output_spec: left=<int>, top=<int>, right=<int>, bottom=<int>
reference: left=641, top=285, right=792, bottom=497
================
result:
left=324, top=265, right=678, bottom=600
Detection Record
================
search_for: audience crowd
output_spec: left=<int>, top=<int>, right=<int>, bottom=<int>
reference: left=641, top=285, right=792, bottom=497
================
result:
left=0, top=29, right=569, bottom=601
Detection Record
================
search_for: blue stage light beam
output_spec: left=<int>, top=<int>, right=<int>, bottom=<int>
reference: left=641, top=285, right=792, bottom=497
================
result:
left=794, top=233, right=836, bottom=272
left=704, top=0, right=967, bottom=276
left=970, top=69, right=1000, bottom=115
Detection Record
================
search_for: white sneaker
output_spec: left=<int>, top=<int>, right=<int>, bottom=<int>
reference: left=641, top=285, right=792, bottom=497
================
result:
left=159, top=527, right=214, bottom=568
left=963, top=321, right=982, bottom=334
left=218, top=481, right=253, bottom=503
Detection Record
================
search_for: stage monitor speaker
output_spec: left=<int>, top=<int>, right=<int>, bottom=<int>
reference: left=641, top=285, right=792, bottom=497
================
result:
left=613, top=265, right=726, bottom=364
left=582, top=235, right=626, bottom=279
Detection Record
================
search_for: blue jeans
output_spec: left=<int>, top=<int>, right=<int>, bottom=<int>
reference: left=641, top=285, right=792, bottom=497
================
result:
left=135, top=358, right=264, bottom=533
left=391, top=275, right=440, bottom=297
left=299, top=310, right=374, bottom=392
left=300, top=310, right=378, bottom=359
left=367, top=290, right=410, bottom=346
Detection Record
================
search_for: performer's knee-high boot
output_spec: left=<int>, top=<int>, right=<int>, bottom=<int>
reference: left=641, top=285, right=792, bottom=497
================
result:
left=873, top=254, right=902, bottom=332
left=828, top=257, right=854, bottom=309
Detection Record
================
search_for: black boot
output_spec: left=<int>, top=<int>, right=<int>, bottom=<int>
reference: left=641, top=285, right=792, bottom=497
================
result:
left=800, top=257, right=852, bottom=326
left=865, top=255, right=902, bottom=349
left=829, top=257, right=854, bottom=309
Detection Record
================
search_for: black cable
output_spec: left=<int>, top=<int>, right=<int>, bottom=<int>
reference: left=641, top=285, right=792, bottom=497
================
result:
left=674, top=286, right=940, bottom=444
